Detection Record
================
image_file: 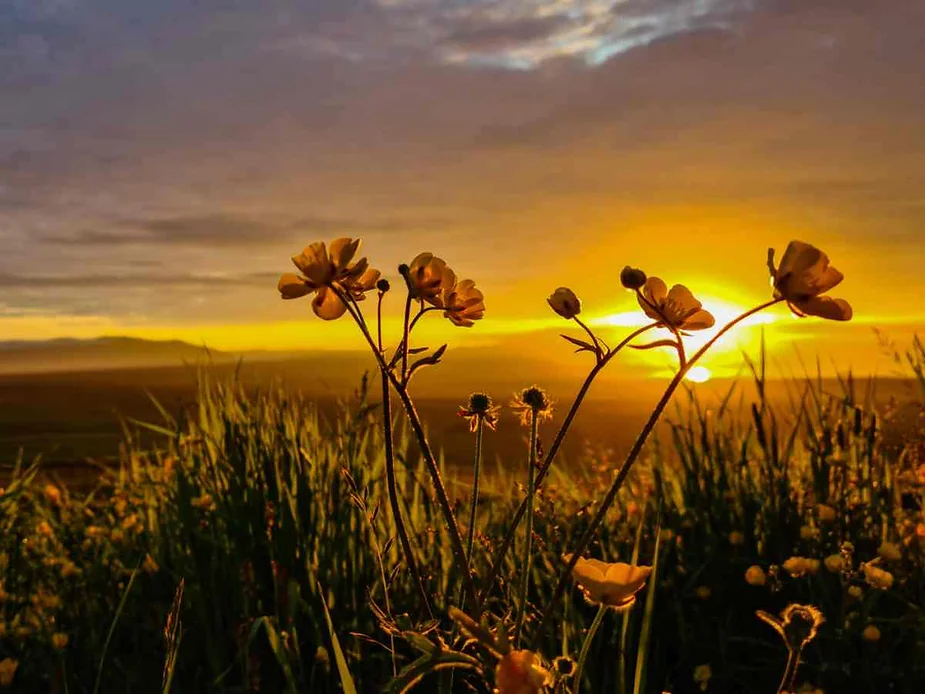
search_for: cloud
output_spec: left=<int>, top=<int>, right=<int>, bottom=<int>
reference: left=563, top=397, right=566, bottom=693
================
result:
left=0, top=271, right=279, bottom=289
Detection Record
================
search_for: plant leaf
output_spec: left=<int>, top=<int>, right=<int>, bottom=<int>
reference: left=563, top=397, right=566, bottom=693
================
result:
left=629, top=339, right=678, bottom=351
left=559, top=334, right=597, bottom=352
left=318, top=582, right=358, bottom=694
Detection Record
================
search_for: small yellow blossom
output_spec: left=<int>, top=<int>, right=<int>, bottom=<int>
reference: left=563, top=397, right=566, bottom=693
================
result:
left=695, top=585, right=711, bottom=600
left=745, top=565, right=767, bottom=586
left=862, top=624, right=881, bottom=642
left=847, top=585, right=863, bottom=599
left=191, top=494, right=215, bottom=512
left=60, top=560, right=79, bottom=578
left=568, top=555, right=653, bottom=611
left=110, top=529, right=125, bottom=544
left=660, top=528, right=675, bottom=543
left=767, top=240, right=852, bottom=321
left=439, top=277, right=485, bottom=327
left=824, top=554, right=845, bottom=573
left=0, top=658, right=19, bottom=687
left=799, top=525, right=817, bottom=541
left=51, top=632, right=69, bottom=649
left=878, top=542, right=901, bottom=562
left=728, top=530, right=745, bottom=546
left=862, top=563, right=893, bottom=590
left=494, top=650, right=550, bottom=694
left=783, top=556, right=814, bottom=578
left=278, top=238, right=380, bottom=320
left=405, top=252, right=453, bottom=304
left=36, top=520, right=53, bottom=537
left=44, top=484, right=62, bottom=506
left=547, top=287, right=581, bottom=319
left=637, top=277, right=715, bottom=331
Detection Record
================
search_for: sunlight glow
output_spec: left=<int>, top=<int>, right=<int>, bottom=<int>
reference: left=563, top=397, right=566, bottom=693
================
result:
left=685, top=366, right=712, bottom=383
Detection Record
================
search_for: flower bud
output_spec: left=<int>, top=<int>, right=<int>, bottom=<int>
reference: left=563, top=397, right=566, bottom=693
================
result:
left=376, top=278, right=391, bottom=293
left=547, top=287, right=581, bottom=319
left=745, top=565, right=767, bottom=586
left=621, top=266, right=647, bottom=290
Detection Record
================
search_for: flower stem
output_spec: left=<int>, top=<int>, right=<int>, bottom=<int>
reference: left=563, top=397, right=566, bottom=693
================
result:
left=514, top=409, right=539, bottom=646
left=380, top=368, right=433, bottom=619
left=478, top=322, right=659, bottom=602
left=573, top=604, right=607, bottom=692
left=528, top=299, right=783, bottom=646
left=401, top=291, right=413, bottom=382
left=465, top=418, right=485, bottom=563
left=777, top=648, right=801, bottom=694
left=338, top=290, right=479, bottom=612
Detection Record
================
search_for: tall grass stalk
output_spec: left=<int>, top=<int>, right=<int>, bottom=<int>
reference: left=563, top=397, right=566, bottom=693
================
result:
left=514, top=408, right=539, bottom=646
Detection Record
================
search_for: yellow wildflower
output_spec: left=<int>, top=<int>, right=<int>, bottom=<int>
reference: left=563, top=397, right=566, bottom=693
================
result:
left=567, top=555, right=653, bottom=611
left=191, top=494, right=215, bottom=512
left=695, top=585, right=711, bottom=600
left=728, top=530, right=745, bottom=546
left=494, top=650, right=550, bottom=694
left=824, top=554, right=845, bottom=573
left=767, top=240, right=852, bottom=321
left=142, top=554, right=160, bottom=574
left=44, top=484, right=62, bottom=506
left=405, top=252, right=453, bottom=304
left=800, top=525, right=817, bottom=541
left=52, top=632, right=69, bottom=649
left=862, top=562, right=893, bottom=590
left=36, top=520, right=53, bottom=537
left=637, top=277, right=715, bottom=331
left=693, top=664, right=712, bottom=691
left=816, top=504, right=837, bottom=523
left=847, top=585, right=863, bottom=599
left=745, top=565, right=767, bottom=586
left=862, top=624, right=881, bottom=642
left=439, top=277, right=485, bottom=327
left=547, top=287, right=581, bottom=319
left=878, top=542, right=901, bottom=562
left=278, top=238, right=380, bottom=320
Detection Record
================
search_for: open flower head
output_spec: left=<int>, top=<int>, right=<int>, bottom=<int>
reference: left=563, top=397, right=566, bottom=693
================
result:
left=495, top=650, right=551, bottom=694
left=637, top=277, right=715, bottom=331
left=567, top=555, right=653, bottom=611
left=406, top=252, right=454, bottom=304
left=278, top=238, right=380, bottom=320
left=767, top=240, right=852, bottom=321
left=458, top=393, right=501, bottom=432
left=547, top=287, right=581, bottom=319
left=440, top=277, right=485, bottom=327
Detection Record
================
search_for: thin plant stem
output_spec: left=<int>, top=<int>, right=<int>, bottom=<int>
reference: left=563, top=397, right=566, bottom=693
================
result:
left=401, top=291, right=413, bottom=381
left=574, top=316, right=602, bottom=356
left=465, top=418, right=485, bottom=562
left=381, top=369, right=433, bottom=618
left=573, top=604, right=607, bottom=692
left=478, top=322, right=660, bottom=601
left=528, top=298, right=783, bottom=647
left=777, top=648, right=801, bottom=694
left=337, top=289, right=479, bottom=611
left=514, top=409, right=539, bottom=646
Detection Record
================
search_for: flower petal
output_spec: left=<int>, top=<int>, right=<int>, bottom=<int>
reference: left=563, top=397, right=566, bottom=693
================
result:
left=277, top=273, right=312, bottom=300
left=643, top=276, right=668, bottom=305
left=328, top=238, right=360, bottom=271
left=777, top=240, right=824, bottom=279
left=311, top=286, right=348, bottom=320
left=793, top=296, right=853, bottom=321
left=292, top=241, right=332, bottom=285
left=681, top=309, right=716, bottom=330
left=666, top=284, right=701, bottom=315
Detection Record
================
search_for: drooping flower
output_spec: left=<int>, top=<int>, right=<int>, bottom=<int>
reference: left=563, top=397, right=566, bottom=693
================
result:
left=458, top=393, right=500, bottom=432
left=278, top=238, right=380, bottom=320
left=767, top=240, right=852, bottom=321
left=494, top=650, right=551, bottom=694
left=636, top=277, right=715, bottom=331
left=440, top=277, right=486, bottom=327
left=405, top=252, right=454, bottom=304
left=566, top=555, right=653, bottom=611
left=547, top=287, right=581, bottom=319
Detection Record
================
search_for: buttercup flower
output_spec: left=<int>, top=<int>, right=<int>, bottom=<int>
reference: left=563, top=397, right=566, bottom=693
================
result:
left=494, top=650, right=551, bottom=694
left=782, top=557, right=820, bottom=577
left=458, top=393, right=500, bottom=432
left=0, top=658, right=18, bottom=687
left=862, top=562, right=893, bottom=590
left=862, top=624, right=881, bottom=642
left=693, top=664, right=712, bottom=692
left=729, top=530, right=745, bottom=546
left=547, top=287, right=581, bottom=319
left=824, top=554, right=845, bottom=573
left=745, top=565, right=767, bottom=586
left=816, top=504, right=837, bottom=523
left=767, top=240, right=852, bottom=321
left=440, top=277, right=486, bottom=327
left=567, top=555, right=653, bottom=610
left=405, top=252, right=453, bottom=304
left=278, top=238, right=380, bottom=320
left=637, top=277, right=715, bottom=331
left=878, top=542, right=901, bottom=562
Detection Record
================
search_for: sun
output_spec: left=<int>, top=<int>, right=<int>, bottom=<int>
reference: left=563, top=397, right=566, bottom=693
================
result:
left=685, top=366, right=712, bottom=383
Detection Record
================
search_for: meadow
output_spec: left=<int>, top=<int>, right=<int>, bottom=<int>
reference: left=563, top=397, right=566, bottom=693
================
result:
left=1, top=239, right=924, bottom=693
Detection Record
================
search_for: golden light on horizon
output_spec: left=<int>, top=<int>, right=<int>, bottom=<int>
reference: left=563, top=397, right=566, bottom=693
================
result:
left=685, top=366, right=712, bottom=383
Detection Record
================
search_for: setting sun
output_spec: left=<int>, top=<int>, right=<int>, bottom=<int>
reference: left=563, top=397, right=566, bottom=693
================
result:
left=685, top=366, right=712, bottom=383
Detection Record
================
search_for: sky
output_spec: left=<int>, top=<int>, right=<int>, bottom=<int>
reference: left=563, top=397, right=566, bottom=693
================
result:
left=1, top=0, right=923, bottom=379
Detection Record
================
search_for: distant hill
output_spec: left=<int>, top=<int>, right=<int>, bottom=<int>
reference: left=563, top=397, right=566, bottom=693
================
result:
left=0, top=337, right=238, bottom=374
